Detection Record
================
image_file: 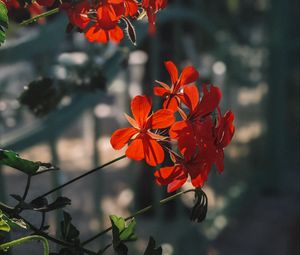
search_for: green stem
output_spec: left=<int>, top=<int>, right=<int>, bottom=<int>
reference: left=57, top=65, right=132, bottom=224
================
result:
left=81, top=189, right=196, bottom=246
left=22, top=218, right=96, bottom=255
left=35, top=155, right=126, bottom=199
left=20, top=8, right=60, bottom=25
left=0, top=235, right=49, bottom=255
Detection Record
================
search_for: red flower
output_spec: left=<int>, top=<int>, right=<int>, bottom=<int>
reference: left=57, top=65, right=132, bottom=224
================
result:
left=142, top=0, right=167, bottom=34
left=212, top=108, right=235, bottom=172
left=169, top=84, right=222, bottom=157
left=154, top=151, right=211, bottom=192
left=62, top=0, right=138, bottom=43
left=110, top=95, right=175, bottom=166
left=61, top=1, right=90, bottom=29
left=154, top=61, right=199, bottom=112
left=3, top=0, right=20, bottom=9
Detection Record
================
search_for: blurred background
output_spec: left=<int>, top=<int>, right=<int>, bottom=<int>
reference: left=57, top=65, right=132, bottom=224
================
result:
left=0, top=0, right=299, bottom=254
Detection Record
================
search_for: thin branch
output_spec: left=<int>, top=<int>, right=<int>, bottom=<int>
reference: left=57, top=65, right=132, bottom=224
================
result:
left=20, top=8, right=60, bottom=25
left=35, top=155, right=126, bottom=200
left=22, top=175, right=31, bottom=201
left=21, top=218, right=96, bottom=255
left=81, top=189, right=196, bottom=246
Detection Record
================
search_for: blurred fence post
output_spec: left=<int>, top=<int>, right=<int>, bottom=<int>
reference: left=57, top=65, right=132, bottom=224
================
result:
left=266, top=0, right=289, bottom=191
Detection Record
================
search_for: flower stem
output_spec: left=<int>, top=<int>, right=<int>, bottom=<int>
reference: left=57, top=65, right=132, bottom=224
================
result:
left=35, top=155, right=126, bottom=200
left=81, top=188, right=196, bottom=246
left=0, top=235, right=49, bottom=255
left=22, top=175, right=31, bottom=201
left=20, top=8, right=60, bottom=26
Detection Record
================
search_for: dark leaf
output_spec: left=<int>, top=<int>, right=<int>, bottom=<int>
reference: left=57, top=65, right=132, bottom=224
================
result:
left=30, top=197, right=48, bottom=209
left=19, top=77, right=63, bottom=117
left=123, top=17, right=136, bottom=45
left=0, top=1, right=8, bottom=46
left=61, top=211, right=80, bottom=243
left=31, top=197, right=71, bottom=212
left=190, top=188, right=208, bottom=223
left=143, top=237, right=162, bottom=255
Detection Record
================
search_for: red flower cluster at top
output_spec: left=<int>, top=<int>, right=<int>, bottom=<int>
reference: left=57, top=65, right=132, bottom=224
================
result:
left=111, top=61, right=235, bottom=192
left=3, top=0, right=52, bottom=20
left=3, top=0, right=167, bottom=44
left=60, top=0, right=167, bottom=43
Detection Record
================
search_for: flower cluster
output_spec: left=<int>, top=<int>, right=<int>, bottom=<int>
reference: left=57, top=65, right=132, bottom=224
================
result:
left=111, top=61, right=235, bottom=192
left=3, top=0, right=167, bottom=43
left=3, top=0, right=48, bottom=20
left=60, top=0, right=167, bottom=43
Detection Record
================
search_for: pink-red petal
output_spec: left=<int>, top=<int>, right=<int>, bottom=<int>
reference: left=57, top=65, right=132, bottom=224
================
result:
left=164, top=61, right=179, bottom=85
left=126, top=138, right=144, bottom=161
left=178, top=66, right=199, bottom=86
left=110, top=127, right=138, bottom=150
left=143, top=137, right=165, bottom=166
left=151, top=109, right=175, bottom=129
left=131, top=95, right=152, bottom=127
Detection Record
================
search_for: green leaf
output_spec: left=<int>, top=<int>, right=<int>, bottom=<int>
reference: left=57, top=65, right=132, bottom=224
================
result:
left=0, top=149, right=51, bottom=175
left=143, top=237, right=162, bottom=255
left=0, top=211, right=10, bottom=232
left=0, top=0, right=8, bottom=46
left=0, top=210, right=27, bottom=232
left=110, top=215, right=138, bottom=255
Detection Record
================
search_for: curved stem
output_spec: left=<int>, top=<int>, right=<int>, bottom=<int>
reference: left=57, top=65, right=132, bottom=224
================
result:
left=21, top=218, right=96, bottom=255
left=35, top=155, right=126, bottom=200
left=0, top=235, right=49, bottom=255
left=20, top=8, right=60, bottom=25
left=81, top=189, right=196, bottom=246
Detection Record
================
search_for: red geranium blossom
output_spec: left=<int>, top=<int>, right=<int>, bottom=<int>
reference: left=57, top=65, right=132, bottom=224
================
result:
left=154, top=61, right=199, bottom=112
left=110, top=95, right=175, bottom=166
left=212, top=108, right=235, bottom=172
left=61, top=0, right=138, bottom=43
left=154, top=150, right=211, bottom=192
left=169, top=84, right=222, bottom=157
left=142, top=0, right=167, bottom=33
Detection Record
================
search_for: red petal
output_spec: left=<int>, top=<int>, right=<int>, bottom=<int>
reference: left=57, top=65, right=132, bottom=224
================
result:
left=143, top=137, right=164, bottom=166
left=164, top=61, right=178, bottom=85
left=189, top=162, right=210, bottom=187
left=183, top=85, right=199, bottom=112
left=153, top=86, right=169, bottom=97
left=126, top=138, right=144, bottom=161
left=162, top=97, right=179, bottom=112
left=85, top=26, right=109, bottom=43
left=154, top=165, right=188, bottom=192
left=219, top=111, right=235, bottom=148
left=109, top=26, right=124, bottom=43
left=169, top=121, right=197, bottom=158
left=131, top=95, right=152, bottom=127
left=151, top=109, right=175, bottom=129
left=214, top=149, right=224, bottom=172
left=178, top=66, right=199, bottom=86
left=167, top=178, right=187, bottom=193
left=155, top=166, right=178, bottom=185
left=196, top=84, right=222, bottom=118
left=110, top=127, right=138, bottom=149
